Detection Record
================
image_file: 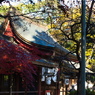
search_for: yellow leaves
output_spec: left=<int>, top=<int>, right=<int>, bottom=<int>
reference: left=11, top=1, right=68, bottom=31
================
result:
left=90, top=35, right=95, bottom=39
left=86, top=49, right=92, bottom=56
left=74, top=33, right=81, bottom=41
left=72, top=12, right=81, bottom=19
left=49, top=29, right=61, bottom=35
left=60, top=22, right=70, bottom=31
left=49, top=28, right=63, bottom=40
left=63, top=22, right=69, bottom=26
left=48, top=24, right=58, bottom=29
left=58, top=14, right=65, bottom=20
left=86, top=59, right=95, bottom=69
left=70, top=8, right=81, bottom=19
left=86, top=64, right=92, bottom=69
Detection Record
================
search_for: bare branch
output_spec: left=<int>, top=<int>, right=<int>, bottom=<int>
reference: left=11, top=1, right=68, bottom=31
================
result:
left=0, top=0, right=4, bottom=3
left=86, top=0, right=95, bottom=34
left=0, top=14, right=7, bottom=18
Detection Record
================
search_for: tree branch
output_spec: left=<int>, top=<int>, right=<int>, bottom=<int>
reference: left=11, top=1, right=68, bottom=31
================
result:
left=86, top=0, right=95, bottom=34
left=0, top=14, right=7, bottom=18
left=0, top=0, right=4, bottom=3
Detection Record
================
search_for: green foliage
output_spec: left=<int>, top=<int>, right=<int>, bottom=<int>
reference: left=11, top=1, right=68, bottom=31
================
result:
left=68, top=89, right=95, bottom=95
left=0, top=5, right=8, bottom=24
left=15, top=3, right=33, bottom=13
left=15, top=1, right=47, bottom=14
left=0, top=5, right=9, bottom=15
left=86, top=89, right=95, bottom=95
left=86, top=75, right=95, bottom=83
left=68, top=90, right=77, bottom=95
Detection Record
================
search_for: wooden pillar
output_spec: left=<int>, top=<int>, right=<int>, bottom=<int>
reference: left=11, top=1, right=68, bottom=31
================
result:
left=57, top=69, right=60, bottom=95
left=65, top=85, right=68, bottom=95
left=16, top=75, right=19, bottom=95
left=38, top=67, right=42, bottom=95
left=9, top=74, right=13, bottom=95
left=24, top=87, right=27, bottom=95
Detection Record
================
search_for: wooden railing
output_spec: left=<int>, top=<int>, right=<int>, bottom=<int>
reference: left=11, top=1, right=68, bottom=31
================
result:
left=0, top=91, right=40, bottom=94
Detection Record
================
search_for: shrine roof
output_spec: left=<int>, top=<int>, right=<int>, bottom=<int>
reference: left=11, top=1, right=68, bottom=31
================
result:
left=10, top=16, right=77, bottom=61
left=6, top=8, right=78, bottom=62
left=11, top=17, right=55, bottom=47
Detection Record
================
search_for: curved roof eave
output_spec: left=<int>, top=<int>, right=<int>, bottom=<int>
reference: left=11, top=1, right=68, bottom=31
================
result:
left=8, top=11, right=77, bottom=62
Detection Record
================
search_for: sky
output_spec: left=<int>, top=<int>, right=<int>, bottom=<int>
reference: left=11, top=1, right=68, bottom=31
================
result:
left=1, top=0, right=92, bottom=7
left=2, top=0, right=77, bottom=6
left=2, top=0, right=44, bottom=6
